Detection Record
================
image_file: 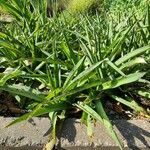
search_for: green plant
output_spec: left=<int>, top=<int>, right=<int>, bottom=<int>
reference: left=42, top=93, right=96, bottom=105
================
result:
left=0, top=0, right=150, bottom=150
left=67, top=0, right=100, bottom=14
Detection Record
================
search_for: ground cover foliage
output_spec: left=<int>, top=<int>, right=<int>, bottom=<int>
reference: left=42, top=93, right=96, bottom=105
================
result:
left=0, top=0, right=150, bottom=149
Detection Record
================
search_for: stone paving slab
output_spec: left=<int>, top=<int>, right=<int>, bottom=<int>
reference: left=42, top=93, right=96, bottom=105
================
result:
left=0, top=117, right=150, bottom=150
left=58, top=119, right=150, bottom=150
left=0, top=117, right=51, bottom=149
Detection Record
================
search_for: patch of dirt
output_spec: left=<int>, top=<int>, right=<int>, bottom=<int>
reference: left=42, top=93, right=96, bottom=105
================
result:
left=0, top=92, right=26, bottom=117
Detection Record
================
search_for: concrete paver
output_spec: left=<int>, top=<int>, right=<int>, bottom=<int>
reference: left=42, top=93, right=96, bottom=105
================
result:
left=0, top=117, right=149, bottom=149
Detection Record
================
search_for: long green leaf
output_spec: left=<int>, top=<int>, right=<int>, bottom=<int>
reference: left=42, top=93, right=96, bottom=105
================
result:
left=6, top=102, right=68, bottom=127
left=63, top=56, right=85, bottom=90
left=0, top=69, right=22, bottom=86
left=111, top=95, right=144, bottom=112
left=102, top=72, right=146, bottom=90
left=137, top=91, right=150, bottom=99
left=95, top=100, right=123, bottom=149
left=75, top=102, right=103, bottom=123
left=0, top=84, right=45, bottom=102
left=66, top=59, right=106, bottom=90
left=119, top=57, right=146, bottom=70
left=115, top=45, right=150, bottom=66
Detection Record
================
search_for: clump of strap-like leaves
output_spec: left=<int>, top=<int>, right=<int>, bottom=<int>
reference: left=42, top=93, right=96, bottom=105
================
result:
left=0, top=0, right=150, bottom=150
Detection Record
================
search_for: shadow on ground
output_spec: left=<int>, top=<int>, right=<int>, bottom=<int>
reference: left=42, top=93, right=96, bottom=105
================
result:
left=113, top=119, right=150, bottom=150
